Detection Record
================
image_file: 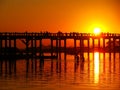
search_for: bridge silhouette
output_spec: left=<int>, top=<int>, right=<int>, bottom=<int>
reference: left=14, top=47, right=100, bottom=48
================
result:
left=0, top=31, right=120, bottom=60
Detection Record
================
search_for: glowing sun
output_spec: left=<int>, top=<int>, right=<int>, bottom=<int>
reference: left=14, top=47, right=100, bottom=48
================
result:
left=94, top=28, right=101, bottom=34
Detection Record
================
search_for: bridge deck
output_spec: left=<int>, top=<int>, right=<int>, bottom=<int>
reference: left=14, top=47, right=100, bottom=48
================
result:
left=0, top=32, right=120, bottom=39
left=0, top=32, right=120, bottom=60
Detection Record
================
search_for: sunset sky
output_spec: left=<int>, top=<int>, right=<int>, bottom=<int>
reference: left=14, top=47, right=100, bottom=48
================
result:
left=0, top=0, right=120, bottom=33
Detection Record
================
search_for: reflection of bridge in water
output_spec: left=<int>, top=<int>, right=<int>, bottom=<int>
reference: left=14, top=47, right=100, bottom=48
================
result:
left=0, top=52, right=120, bottom=78
left=0, top=32, right=120, bottom=60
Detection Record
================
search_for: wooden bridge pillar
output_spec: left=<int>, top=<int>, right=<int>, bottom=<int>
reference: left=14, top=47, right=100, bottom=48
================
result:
left=64, top=39, right=66, bottom=60
left=74, top=39, right=76, bottom=59
left=8, top=33, right=11, bottom=48
left=113, top=38, right=115, bottom=52
left=5, top=38, right=7, bottom=55
left=51, top=39, right=53, bottom=57
left=0, top=33, right=2, bottom=55
left=4, top=35, right=8, bottom=73
left=56, top=39, right=58, bottom=59
left=74, top=39, right=76, bottom=49
left=31, top=38, right=33, bottom=57
left=113, top=38, right=115, bottom=61
left=98, top=38, right=100, bottom=49
left=9, top=39, right=11, bottom=48
left=87, top=38, right=89, bottom=49
left=103, top=38, right=105, bottom=50
left=108, top=38, right=113, bottom=52
left=82, top=39, right=84, bottom=51
left=88, top=39, right=90, bottom=61
left=103, top=38, right=105, bottom=66
left=0, top=39, right=2, bottom=55
left=8, top=37, right=12, bottom=54
left=80, top=39, right=84, bottom=57
left=103, top=38, right=106, bottom=60
left=79, top=39, right=82, bottom=53
left=14, top=39, right=16, bottom=55
left=119, top=39, right=120, bottom=59
left=59, top=39, right=61, bottom=60
left=80, top=39, right=82, bottom=52
left=109, top=38, right=111, bottom=60
left=59, top=39, right=61, bottom=50
left=34, top=39, right=37, bottom=56
left=39, top=39, right=42, bottom=57
left=92, top=38, right=94, bottom=49
left=26, top=38, right=29, bottom=56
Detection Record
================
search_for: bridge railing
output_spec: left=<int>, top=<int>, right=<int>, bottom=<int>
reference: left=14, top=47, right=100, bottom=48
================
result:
left=0, top=32, right=120, bottom=38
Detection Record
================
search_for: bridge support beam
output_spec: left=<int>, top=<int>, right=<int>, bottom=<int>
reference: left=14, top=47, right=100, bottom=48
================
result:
left=74, top=39, right=76, bottom=59
left=64, top=39, right=66, bottom=60
left=34, top=39, right=37, bottom=56
left=9, top=39, right=11, bottom=49
left=56, top=39, right=58, bottom=59
left=103, top=38, right=105, bottom=50
left=113, top=38, right=115, bottom=52
left=109, top=38, right=111, bottom=61
left=98, top=38, right=100, bottom=49
left=26, top=38, right=29, bottom=56
left=113, top=38, right=115, bottom=61
left=5, top=38, right=7, bottom=55
left=80, top=39, right=84, bottom=58
left=88, top=39, right=90, bottom=61
left=31, top=39, right=33, bottom=57
left=0, top=39, right=2, bottom=55
left=92, top=39, right=94, bottom=50
left=51, top=39, right=53, bottom=57
left=39, top=39, right=42, bottom=57
left=59, top=39, right=61, bottom=60
left=87, top=39, right=90, bottom=51
left=14, top=39, right=16, bottom=55
left=119, top=39, right=120, bottom=59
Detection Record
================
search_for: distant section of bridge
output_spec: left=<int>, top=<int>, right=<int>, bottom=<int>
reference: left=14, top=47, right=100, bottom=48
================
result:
left=0, top=31, right=120, bottom=59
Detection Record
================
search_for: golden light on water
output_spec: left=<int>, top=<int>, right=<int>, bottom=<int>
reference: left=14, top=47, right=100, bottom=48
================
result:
left=94, top=52, right=100, bottom=84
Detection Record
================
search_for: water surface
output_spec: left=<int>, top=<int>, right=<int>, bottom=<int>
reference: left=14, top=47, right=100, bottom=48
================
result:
left=0, top=52, right=120, bottom=90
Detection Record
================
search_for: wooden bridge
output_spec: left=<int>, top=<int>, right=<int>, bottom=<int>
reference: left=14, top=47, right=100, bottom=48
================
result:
left=0, top=31, right=120, bottom=60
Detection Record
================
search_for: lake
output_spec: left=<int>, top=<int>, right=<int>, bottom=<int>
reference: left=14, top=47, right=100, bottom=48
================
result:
left=0, top=52, right=120, bottom=90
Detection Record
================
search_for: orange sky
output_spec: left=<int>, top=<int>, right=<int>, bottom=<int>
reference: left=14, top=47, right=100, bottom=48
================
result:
left=0, top=0, right=120, bottom=33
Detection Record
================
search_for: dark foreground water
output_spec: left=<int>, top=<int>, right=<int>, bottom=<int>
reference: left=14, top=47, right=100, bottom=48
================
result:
left=0, top=52, right=120, bottom=90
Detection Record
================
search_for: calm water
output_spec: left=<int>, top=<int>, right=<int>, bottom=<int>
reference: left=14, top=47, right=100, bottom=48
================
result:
left=0, top=52, right=120, bottom=90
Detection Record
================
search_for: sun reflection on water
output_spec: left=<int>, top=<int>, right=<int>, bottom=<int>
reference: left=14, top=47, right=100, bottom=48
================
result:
left=94, top=52, right=100, bottom=84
